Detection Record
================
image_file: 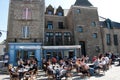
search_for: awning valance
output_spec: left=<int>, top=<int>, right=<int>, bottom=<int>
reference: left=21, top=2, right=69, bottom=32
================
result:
left=42, top=45, right=81, bottom=49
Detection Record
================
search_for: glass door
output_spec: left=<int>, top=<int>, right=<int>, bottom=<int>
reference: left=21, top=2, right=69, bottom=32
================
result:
left=16, top=49, right=35, bottom=62
left=46, top=52, right=51, bottom=61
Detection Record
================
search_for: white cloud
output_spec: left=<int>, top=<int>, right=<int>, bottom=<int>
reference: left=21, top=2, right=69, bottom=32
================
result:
left=46, top=0, right=120, bottom=22
left=89, top=0, right=120, bottom=22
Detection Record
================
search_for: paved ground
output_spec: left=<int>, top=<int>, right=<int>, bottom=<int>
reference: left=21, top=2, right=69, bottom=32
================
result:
left=0, top=62, right=120, bottom=80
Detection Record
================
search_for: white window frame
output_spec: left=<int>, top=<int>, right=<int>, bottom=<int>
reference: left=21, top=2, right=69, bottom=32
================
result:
left=22, top=26, right=29, bottom=38
left=22, top=8, right=32, bottom=20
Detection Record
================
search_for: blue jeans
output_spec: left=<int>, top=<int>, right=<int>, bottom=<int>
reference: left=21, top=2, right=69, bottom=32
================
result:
left=88, top=68, right=95, bottom=76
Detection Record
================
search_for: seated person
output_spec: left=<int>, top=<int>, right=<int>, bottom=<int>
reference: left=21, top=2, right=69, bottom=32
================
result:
left=8, top=64, right=19, bottom=79
left=17, top=59, right=24, bottom=69
left=80, top=59, right=95, bottom=76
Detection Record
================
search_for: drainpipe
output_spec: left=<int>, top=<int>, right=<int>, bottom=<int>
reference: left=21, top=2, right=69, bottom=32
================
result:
left=100, top=26, right=105, bottom=53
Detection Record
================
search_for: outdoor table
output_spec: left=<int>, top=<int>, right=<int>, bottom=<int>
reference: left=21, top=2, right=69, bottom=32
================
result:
left=18, top=68, right=29, bottom=79
left=0, top=61, right=4, bottom=68
left=117, top=58, right=120, bottom=65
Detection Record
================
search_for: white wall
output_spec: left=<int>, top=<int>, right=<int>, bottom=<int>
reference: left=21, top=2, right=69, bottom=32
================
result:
left=0, top=44, right=5, bottom=55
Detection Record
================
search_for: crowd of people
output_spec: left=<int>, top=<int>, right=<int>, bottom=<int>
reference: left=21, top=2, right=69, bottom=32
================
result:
left=8, top=57, right=38, bottom=80
left=42, top=51, right=116, bottom=80
left=7, top=51, right=117, bottom=80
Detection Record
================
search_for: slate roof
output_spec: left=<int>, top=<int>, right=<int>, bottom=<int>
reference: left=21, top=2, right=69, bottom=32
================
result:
left=100, top=20, right=120, bottom=29
left=112, top=21, right=120, bottom=29
left=74, top=0, right=93, bottom=6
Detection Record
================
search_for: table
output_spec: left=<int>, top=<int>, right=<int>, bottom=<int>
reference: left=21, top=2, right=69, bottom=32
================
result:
left=0, top=61, right=4, bottom=67
left=117, top=58, right=120, bottom=65
left=18, top=68, right=29, bottom=79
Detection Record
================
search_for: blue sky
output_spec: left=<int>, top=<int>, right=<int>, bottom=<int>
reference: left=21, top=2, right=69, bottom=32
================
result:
left=0, top=0, right=120, bottom=42
left=0, top=0, right=9, bottom=42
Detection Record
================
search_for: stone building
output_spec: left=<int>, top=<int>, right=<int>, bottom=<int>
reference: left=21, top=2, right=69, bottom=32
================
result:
left=100, top=19, right=120, bottom=54
left=6, top=0, right=120, bottom=66
left=7, top=0, right=45, bottom=66
left=0, top=41, right=6, bottom=60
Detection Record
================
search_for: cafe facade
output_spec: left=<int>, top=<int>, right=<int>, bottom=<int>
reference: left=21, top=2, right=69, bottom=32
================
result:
left=8, top=43, right=81, bottom=67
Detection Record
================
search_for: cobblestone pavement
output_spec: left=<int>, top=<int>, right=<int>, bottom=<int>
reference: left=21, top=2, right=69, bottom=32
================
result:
left=0, top=63, right=120, bottom=80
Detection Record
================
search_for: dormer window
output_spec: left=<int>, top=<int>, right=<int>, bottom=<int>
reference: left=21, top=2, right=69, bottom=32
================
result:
left=106, top=22, right=112, bottom=29
left=48, top=10, right=53, bottom=15
left=58, top=12, right=63, bottom=16
left=46, top=5, right=54, bottom=15
left=105, top=19, right=113, bottom=29
left=55, top=6, right=64, bottom=16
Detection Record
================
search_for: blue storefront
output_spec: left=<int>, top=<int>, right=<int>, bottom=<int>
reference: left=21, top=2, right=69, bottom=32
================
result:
left=8, top=43, right=42, bottom=67
left=8, top=44, right=81, bottom=68
left=42, top=45, right=81, bottom=60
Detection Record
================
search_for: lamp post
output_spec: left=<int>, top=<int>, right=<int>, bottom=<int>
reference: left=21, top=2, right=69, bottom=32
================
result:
left=0, top=30, right=7, bottom=37
left=0, top=32, right=2, bottom=37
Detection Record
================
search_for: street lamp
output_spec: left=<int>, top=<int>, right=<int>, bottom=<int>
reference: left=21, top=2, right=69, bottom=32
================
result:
left=0, top=30, right=7, bottom=37
left=0, top=32, right=2, bottom=37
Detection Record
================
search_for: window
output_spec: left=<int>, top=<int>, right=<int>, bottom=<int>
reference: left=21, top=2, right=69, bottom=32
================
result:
left=106, top=34, right=111, bottom=45
left=76, top=9, right=81, bottom=13
left=24, top=0, right=32, bottom=2
left=22, top=8, right=32, bottom=20
left=14, top=38, right=17, bottom=42
left=48, top=10, right=53, bottom=15
left=93, top=33, right=97, bottom=38
left=114, top=34, right=118, bottom=45
left=106, top=19, right=113, bottom=29
left=22, top=26, right=29, bottom=38
left=47, top=21, right=53, bottom=29
left=64, top=32, right=71, bottom=45
left=58, top=12, right=63, bottom=16
left=78, top=26, right=83, bottom=32
left=91, top=22, right=96, bottom=27
left=55, top=32, right=62, bottom=45
left=106, top=22, right=112, bottom=29
left=58, top=22, right=64, bottom=29
left=45, top=32, right=54, bottom=45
